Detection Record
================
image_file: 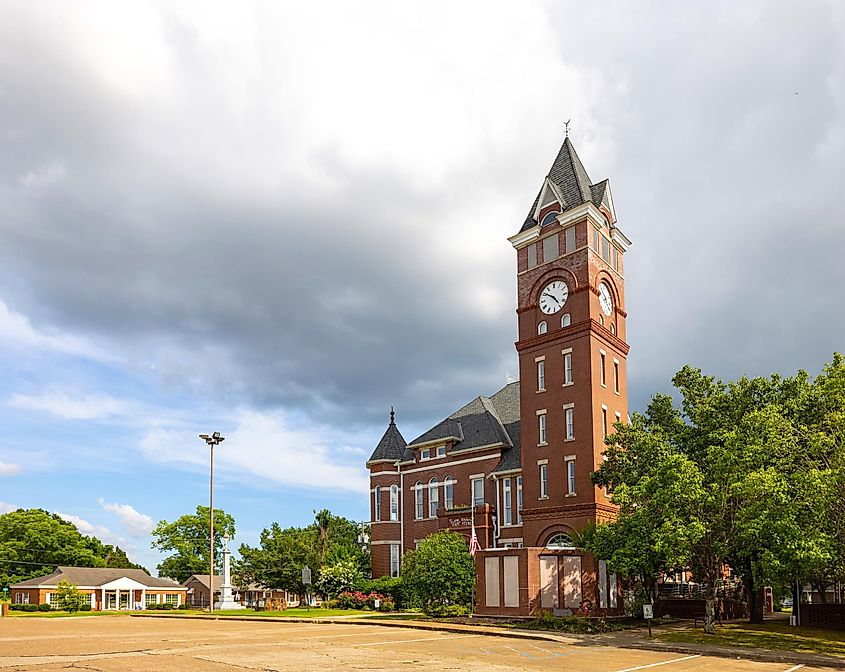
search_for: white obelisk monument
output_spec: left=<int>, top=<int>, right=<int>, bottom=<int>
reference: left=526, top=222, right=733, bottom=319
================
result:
left=214, top=534, right=245, bottom=610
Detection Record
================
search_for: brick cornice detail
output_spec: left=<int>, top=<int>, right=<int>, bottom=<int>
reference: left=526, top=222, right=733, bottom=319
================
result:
left=521, top=502, right=618, bottom=521
left=515, top=319, right=630, bottom=355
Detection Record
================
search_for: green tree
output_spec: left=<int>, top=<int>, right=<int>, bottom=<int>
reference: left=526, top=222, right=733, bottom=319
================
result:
left=0, top=509, right=144, bottom=588
left=401, top=531, right=475, bottom=615
left=55, top=580, right=83, bottom=612
left=151, top=506, right=235, bottom=582
left=237, top=510, right=368, bottom=601
left=317, top=559, right=363, bottom=599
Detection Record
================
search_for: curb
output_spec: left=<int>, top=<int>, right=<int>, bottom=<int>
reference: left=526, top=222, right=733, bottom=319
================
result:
left=130, top=613, right=845, bottom=668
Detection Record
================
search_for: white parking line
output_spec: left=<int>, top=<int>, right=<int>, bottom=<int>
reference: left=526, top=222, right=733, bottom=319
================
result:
left=781, top=666, right=804, bottom=672
left=355, top=633, right=482, bottom=646
left=614, top=654, right=702, bottom=672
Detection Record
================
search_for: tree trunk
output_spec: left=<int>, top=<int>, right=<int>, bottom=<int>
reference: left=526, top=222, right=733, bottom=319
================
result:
left=703, top=581, right=717, bottom=634
left=748, top=587, right=765, bottom=623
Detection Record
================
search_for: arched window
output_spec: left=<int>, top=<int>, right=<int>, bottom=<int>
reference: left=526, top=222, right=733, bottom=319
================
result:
left=538, top=321, right=548, bottom=335
left=415, top=481, right=423, bottom=519
left=546, top=533, right=575, bottom=549
left=541, top=211, right=559, bottom=227
left=444, top=476, right=454, bottom=510
left=428, top=478, right=439, bottom=518
left=374, top=486, right=382, bottom=521
left=610, top=323, right=616, bottom=335
left=389, top=484, right=399, bottom=521
left=561, top=313, right=571, bottom=327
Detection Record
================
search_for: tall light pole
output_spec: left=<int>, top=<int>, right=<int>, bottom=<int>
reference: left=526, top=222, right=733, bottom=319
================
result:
left=199, top=431, right=224, bottom=612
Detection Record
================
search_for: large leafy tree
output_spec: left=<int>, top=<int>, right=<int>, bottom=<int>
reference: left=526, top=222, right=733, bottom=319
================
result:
left=401, top=531, right=475, bottom=614
left=236, top=509, right=368, bottom=599
left=591, top=355, right=844, bottom=634
left=0, top=508, right=144, bottom=588
left=151, top=505, right=236, bottom=582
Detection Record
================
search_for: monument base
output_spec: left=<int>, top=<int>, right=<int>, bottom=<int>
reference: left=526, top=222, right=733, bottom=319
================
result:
left=214, top=599, right=245, bottom=610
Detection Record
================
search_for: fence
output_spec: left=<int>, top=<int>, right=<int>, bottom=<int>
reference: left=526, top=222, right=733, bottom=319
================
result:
left=800, top=603, right=845, bottom=631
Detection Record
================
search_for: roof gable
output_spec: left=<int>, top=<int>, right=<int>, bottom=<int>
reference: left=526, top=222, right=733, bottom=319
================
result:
left=367, top=409, right=408, bottom=464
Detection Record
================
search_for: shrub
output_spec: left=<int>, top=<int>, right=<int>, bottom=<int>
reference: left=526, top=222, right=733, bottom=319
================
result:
left=161, top=602, right=174, bottom=610
left=317, top=559, right=364, bottom=599
left=334, top=590, right=394, bottom=611
left=178, top=603, right=190, bottom=610
left=56, top=580, right=84, bottom=613
left=80, top=604, right=92, bottom=612
left=321, top=599, right=339, bottom=609
left=24, top=603, right=39, bottom=612
left=378, top=597, right=396, bottom=612
left=401, top=531, right=475, bottom=615
left=38, top=603, right=52, bottom=612
left=362, top=576, right=404, bottom=607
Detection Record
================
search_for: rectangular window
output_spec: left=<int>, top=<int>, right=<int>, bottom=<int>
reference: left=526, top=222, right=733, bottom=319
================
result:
left=537, top=360, right=545, bottom=391
left=390, top=485, right=399, bottom=521
left=420, top=448, right=430, bottom=460
left=538, top=413, right=547, bottom=445
left=503, top=478, right=512, bottom=525
left=516, top=476, right=523, bottom=523
left=564, top=352, right=573, bottom=384
left=428, top=481, right=439, bottom=518
left=415, top=484, right=423, bottom=519
left=602, top=407, right=608, bottom=437
left=390, top=544, right=400, bottom=578
left=543, top=233, right=558, bottom=263
left=145, top=593, right=159, bottom=606
left=602, top=236, right=610, bottom=262
left=528, top=243, right=537, bottom=269
left=566, top=458, right=576, bottom=495
left=593, top=228, right=599, bottom=252
left=614, top=360, right=620, bottom=394
left=374, top=486, right=381, bottom=522
left=565, top=407, right=574, bottom=440
left=600, top=352, right=606, bottom=387
left=539, top=464, right=548, bottom=498
left=472, top=477, right=484, bottom=507
left=436, top=445, right=446, bottom=457
left=444, top=478, right=454, bottom=510
left=565, top=226, right=576, bottom=253
left=613, top=247, right=619, bottom=270
left=165, top=594, right=179, bottom=605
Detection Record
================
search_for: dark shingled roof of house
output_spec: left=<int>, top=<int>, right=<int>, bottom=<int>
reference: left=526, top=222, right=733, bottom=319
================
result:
left=366, top=408, right=408, bottom=464
left=10, top=566, right=185, bottom=589
left=402, top=382, right=521, bottom=471
left=520, top=137, right=611, bottom=232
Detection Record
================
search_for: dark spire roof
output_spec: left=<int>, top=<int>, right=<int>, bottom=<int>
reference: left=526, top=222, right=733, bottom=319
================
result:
left=520, top=136, right=610, bottom=232
left=367, top=408, right=407, bottom=464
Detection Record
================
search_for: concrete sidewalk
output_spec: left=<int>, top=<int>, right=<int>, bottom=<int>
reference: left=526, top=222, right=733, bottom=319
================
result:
left=131, top=612, right=845, bottom=669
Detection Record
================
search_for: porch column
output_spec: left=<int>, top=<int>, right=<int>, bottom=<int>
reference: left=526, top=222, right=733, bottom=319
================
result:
left=141, top=589, right=146, bottom=609
left=115, top=589, right=120, bottom=610
left=101, top=588, right=105, bottom=611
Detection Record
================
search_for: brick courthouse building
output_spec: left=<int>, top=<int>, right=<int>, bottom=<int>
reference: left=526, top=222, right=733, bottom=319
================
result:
left=367, top=136, right=631, bottom=616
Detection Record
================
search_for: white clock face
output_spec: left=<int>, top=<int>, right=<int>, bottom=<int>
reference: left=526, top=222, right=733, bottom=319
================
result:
left=599, top=283, right=613, bottom=316
left=539, top=280, right=568, bottom=315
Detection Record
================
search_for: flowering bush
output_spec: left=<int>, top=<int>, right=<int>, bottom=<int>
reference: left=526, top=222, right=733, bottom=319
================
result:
left=334, top=590, right=394, bottom=611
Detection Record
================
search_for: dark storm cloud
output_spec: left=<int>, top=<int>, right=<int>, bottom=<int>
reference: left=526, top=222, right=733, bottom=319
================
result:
left=0, top=0, right=843, bottom=443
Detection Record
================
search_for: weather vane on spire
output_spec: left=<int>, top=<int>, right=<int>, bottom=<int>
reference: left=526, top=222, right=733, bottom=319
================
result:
left=389, top=406, right=395, bottom=424
left=564, top=119, right=571, bottom=138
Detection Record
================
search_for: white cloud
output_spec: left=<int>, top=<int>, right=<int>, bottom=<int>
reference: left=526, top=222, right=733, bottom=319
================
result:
left=0, top=299, right=113, bottom=361
left=139, top=408, right=370, bottom=494
left=0, top=501, right=18, bottom=514
left=7, top=391, right=130, bottom=420
left=55, top=511, right=126, bottom=547
left=97, top=497, right=154, bottom=536
left=0, top=462, right=22, bottom=476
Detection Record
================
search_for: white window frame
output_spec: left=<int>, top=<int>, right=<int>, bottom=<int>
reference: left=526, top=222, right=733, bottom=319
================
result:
left=374, top=486, right=382, bottom=522
left=389, top=484, right=399, bottom=521
left=561, top=313, right=571, bottom=327
left=436, top=445, right=446, bottom=457
left=428, top=477, right=439, bottom=518
left=538, top=321, right=548, bottom=335
left=614, top=359, right=620, bottom=394
left=538, top=412, right=547, bottom=445
left=516, top=476, right=523, bottom=523
left=539, top=464, right=548, bottom=498
left=420, top=448, right=430, bottom=460
left=566, top=456, right=576, bottom=495
left=537, top=360, right=545, bottom=391
left=564, top=405, right=574, bottom=440
left=600, top=350, right=607, bottom=387
left=563, top=349, right=573, bottom=385
left=415, top=481, right=424, bottom=519
left=503, top=477, right=512, bottom=526
left=471, top=477, right=484, bottom=507
left=390, top=544, right=400, bottom=578
left=602, top=405, right=608, bottom=437
left=444, top=476, right=454, bottom=510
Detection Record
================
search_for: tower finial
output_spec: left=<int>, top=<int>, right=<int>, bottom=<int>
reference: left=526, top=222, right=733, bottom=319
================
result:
left=389, top=406, right=395, bottom=424
left=564, top=119, right=571, bottom=138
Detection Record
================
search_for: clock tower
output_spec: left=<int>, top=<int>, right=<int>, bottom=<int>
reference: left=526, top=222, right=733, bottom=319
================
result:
left=508, top=136, right=632, bottom=549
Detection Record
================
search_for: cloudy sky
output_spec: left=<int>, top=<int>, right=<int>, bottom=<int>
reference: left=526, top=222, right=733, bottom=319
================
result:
left=1, top=1, right=843, bottom=572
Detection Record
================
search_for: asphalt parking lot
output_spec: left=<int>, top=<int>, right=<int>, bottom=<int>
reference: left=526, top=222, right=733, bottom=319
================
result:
left=0, top=617, right=837, bottom=671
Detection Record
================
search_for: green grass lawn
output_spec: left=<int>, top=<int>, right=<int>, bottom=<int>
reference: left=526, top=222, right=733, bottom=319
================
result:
left=658, top=622, right=845, bottom=657
left=5, top=609, right=124, bottom=618
left=148, top=607, right=392, bottom=618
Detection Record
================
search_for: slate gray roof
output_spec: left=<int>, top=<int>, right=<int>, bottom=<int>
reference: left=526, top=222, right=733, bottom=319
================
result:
left=406, top=382, right=521, bottom=473
left=10, top=566, right=185, bottom=589
left=520, top=137, right=611, bottom=232
left=182, top=574, right=223, bottom=591
left=366, top=409, right=408, bottom=464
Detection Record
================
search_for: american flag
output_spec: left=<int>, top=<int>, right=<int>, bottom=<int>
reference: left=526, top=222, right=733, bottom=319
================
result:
left=469, top=518, right=481, bottom=556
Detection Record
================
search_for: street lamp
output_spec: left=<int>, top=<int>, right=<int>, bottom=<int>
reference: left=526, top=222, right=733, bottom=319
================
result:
left=199, top=431, right=224, bottom=612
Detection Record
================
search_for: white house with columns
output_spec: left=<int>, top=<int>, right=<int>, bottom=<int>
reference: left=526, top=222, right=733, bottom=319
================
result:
left=10, top=566, right=187, bottom=610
